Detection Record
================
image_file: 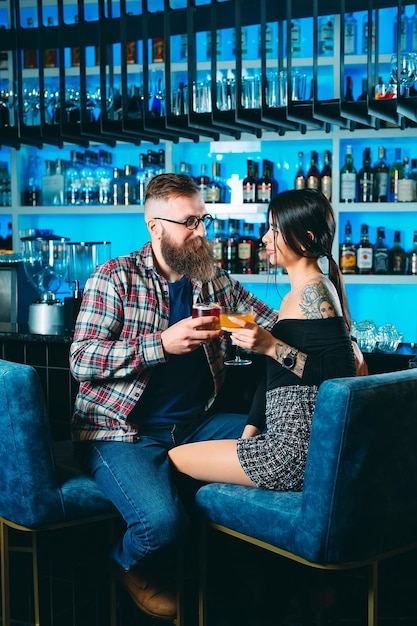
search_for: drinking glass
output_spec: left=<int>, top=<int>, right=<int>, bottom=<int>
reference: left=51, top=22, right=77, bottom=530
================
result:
left=376, top=323, right=402, bottom=353
left=192, top=302, right=220, bottom=329
left=390, top=52, right=416, bottom=96
left=352, top=319, right=377, bottom=353
left=220, top=306, right=254, bottom=366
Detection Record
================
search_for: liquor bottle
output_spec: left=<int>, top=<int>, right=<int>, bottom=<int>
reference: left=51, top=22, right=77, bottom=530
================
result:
left=0, top=25, right=8, bottom=70
left=290, top=20, right=301, bottom=56
left=362, top=11, right=375, bottom=54
left=389, top=230, right=406, bottom=274
left=224, top=219, right=240, bottom=274
left=340, top=145, right=356, bottom=202
left=65, top=151, right=82, bottom=206
left=44, top=17, right=57, bottom=68
left=306, top=150, right=321, bottom=190
left=122, top=164, right=139, bottom=205
left=344, top=76, right=354, bottom=102
left=412, top=4, right=417, bottom=51
left=373, top=227, right=389, bottom=275
left=357, top=147, right=374, bottom=202
left=344, top=13, right=357, bottom=55
left=206, top=30, right=221, bottom=60
left=258, top=23, right=273, bottom=58
left=407, top=230, right=417, bottom=275
left=389, top=147, right=404, bottom=202
left=356, top=224, right=373, bottom=275
left=111, top=167, right=123, bottom=206
left=255, top=224, right=268, bottom=274
left=152, top=38, right=164, bottom=63
left=318, top=15, right=334, bottom=56
left=22, top=154, right=41, bottom=206
left=242, top=159, right=258, bottom=203
left=42, top=158, right=64, bottom=206
left=357, top=78, right=368, bottom=101
left=96, top=150, right=112, bottom=205
left=397, top=156, right=416, bottom=202
left=232, top=27, right=248, bottom=58
left=237, top=223, right=256, bottom=274
left=321, top=150, right=332, bottom=201
left=207, top=162, right=226, bottom=203
left=71, top=15, right=80, bottom=67
left=395, top=7, right=410, bottom=53
left=256, top=159, right=277, bottom=204
left=339, top=220, right=357, bottom=275
left=80, top=151, right=97, bottom=205
left=374, top=146, right=389, bottom=202
left=294, top=151, right=306, bottom=190
left=0, top=161, right=11, bottom=207
left=24, top=17, right=38, bottom=69
left=211, top=219, right=226, bottom=269
left=126, top=13, right=137, bottom=64
left=195, top=164, right=209, bottom=202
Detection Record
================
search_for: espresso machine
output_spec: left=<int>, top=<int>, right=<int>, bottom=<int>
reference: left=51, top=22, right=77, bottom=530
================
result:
left=64, top=241, right=111, bottom=331
left=20, top=234, right=70, bottom=334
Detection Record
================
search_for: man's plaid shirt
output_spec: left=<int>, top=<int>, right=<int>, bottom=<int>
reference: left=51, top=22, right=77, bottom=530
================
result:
left=70, top=242, right=277, bottom=442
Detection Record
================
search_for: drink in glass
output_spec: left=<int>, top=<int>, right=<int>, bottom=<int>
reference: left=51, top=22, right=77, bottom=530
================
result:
left=220, top=306, right=254, bottom=365
left=192, top=303, right=221, bottom=329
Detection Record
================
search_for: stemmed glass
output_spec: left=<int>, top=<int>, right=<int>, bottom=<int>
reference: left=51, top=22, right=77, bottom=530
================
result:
left=220, top=306, right=254, bottom=366
left=390, top=52, right=416, bottom=96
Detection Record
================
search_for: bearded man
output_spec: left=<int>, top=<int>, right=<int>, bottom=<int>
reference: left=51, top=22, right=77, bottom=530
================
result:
left=69, top=173, right=277, bottom=622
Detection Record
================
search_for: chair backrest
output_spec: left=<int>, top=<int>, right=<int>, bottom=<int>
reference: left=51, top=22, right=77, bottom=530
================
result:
left=0, top=358, right=68, bottom=527
left=296, top=367, right=417, bottom=564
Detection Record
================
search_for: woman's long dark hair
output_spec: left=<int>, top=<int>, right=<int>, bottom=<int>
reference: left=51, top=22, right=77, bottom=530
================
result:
left=268, top=188, right=351, bottom=332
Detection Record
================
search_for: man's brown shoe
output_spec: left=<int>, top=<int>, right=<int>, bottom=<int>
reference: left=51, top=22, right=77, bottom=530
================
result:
left=111, top=562, right=177, bottom=621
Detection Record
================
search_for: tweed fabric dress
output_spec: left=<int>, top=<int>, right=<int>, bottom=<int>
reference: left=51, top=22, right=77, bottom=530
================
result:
left=237, top=385, right=318, bottom=491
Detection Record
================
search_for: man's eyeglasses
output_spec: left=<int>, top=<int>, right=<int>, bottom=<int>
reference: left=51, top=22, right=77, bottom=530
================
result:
left=153, top=215, right=214, bottom=231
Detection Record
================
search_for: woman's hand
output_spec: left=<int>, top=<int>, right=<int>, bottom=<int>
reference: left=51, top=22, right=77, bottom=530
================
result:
left=222, top=316, right=276, bottom=357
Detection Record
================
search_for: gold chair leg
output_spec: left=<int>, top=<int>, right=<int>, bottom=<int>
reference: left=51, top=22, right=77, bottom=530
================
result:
left=367, top=561, right=378, bottom=626
left=1, top=521, right=10, bottom=626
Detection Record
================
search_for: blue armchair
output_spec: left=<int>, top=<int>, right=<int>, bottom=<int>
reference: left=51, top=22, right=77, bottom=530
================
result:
left=0, top=358, right=119, bottom=626
left=195, top=368, right=417, bottom=626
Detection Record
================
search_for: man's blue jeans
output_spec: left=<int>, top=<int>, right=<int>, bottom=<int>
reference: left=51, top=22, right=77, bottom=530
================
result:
left=76, top=412, right=247, bottom=572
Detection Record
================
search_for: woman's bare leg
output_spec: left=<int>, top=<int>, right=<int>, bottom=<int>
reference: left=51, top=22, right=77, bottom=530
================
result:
left=168, top=439, right=256, bottom=487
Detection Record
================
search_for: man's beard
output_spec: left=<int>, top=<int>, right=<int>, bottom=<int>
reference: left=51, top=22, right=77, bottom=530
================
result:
left=160, top=231, right=216, bottom=281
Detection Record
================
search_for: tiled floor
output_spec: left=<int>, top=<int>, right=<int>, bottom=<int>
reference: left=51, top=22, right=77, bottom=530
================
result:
left=6, top=523, right=417, bottom=626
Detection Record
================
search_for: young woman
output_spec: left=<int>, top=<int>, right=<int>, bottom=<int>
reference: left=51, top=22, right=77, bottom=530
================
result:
left=168, top=189, right=357, bottom=491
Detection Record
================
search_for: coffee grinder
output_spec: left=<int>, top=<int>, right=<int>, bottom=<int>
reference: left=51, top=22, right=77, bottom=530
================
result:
left=65, top=241, right=111, bottom=331
left=21, top=234, right=70, bottom=334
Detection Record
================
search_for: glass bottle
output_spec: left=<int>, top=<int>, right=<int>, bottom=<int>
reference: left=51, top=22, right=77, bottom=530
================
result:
left=356, top=224, right=374, bottom=275
left=242, top=159, right=258, bottom=203
left=411, top=4, right=417, bottom=51
left=373, top=226, right=389, bottom=275
left=237, top=223, right=256, bottom=274
left=0, top=161, right=11, bottom=207
left=406, top=230, right=417, bottom=275
left=290, top=19, right=301, bottom=57
left=339, top=220, right=357, bottom=275
left=80, top=151, right=97, bottom=205
left=397, top=156, right=416, bottom=202
left=256, top=159, right=277, bottom=204
left=211, top=219, right=226, bottom=269
left=357, top=78, right=368, bottom=101
left=111, top=167, right=122, bottom=206
left=318, top=15, right=334, bottom=56
left=294, top=152, right=306, bottom=190
left=195, top=164, right=209, bottom=202
left=207, top=162, right=225, bottom=204
left=389, top=147, right=404, bottom=202
left=96, top=150, right=112, bottom=206
left=357, top=147, right=374, bottom=202
left=389, top=230, right=406, bottom=274
left=224, top=219, right=240, bottom=274
left=122, top=164, right=139, bottom=205
left=255, top=223, right=268, bottom=275
left=374, top=146, right=389, bottom=202
left=65, top=151, right=82, bottom=206
left=22, top=154, right=41, bottom=206
left=340, top=145, right=357, bottom=202
left=306, top=150, right=321, bottom=190
left=44, top=16, right=57, bottom=68
left=24, top=17, right=38, bottom=69
left=344, top=76, right=354, bottom=102
left=344, top=13, right=357, bottom=55
left=362, top=11, right=375, bottom=54
left=321, top=150, right=332, bottom=201
left=395, top=6, right=410, bottom=53
left=71, top=15, right=80, bottom=67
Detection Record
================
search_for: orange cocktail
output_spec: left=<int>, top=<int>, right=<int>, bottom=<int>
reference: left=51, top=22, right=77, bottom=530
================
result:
left=219, top=309, right=255, bottom=328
